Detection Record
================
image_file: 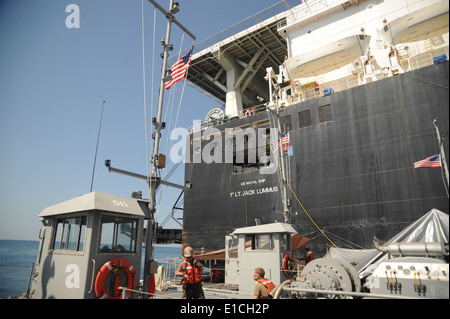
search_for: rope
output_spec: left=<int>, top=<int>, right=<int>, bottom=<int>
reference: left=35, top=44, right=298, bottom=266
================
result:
left=266, top=134, right=338, bottom=248
left=322, top=230, right=366, bottom=249
left=150, top=8, right=156, bottom=124
left=118, top=286, right=180, bottom=299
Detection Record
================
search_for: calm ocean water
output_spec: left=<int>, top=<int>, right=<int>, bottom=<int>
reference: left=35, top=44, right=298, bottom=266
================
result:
left=0, top=240, right=182, bottom=298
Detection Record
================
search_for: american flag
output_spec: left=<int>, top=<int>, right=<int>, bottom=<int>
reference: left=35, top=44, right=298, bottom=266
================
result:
left=274, top=132, right=290, bottom=151
left=414, top=154, right=441, bottom=168
left=165, top=47, right=193, bottom=90
left=282, top=132, right=290, bottom=145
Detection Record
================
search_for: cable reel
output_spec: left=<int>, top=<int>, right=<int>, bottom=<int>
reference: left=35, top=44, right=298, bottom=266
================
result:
left=289, top=258, right=361, bottom=299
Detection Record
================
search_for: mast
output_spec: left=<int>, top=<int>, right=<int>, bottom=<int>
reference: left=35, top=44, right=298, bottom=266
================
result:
left=105, top=4, right=195, bottom=294
left=147, top=0, right=195, bottom=214
left=433, top=119, right=449, bottom=196
left=148, top=0, right=174, bottom=214
left=266, top=67, right=290, bottom=223
left=275, top=91, right=290, bottom=223
left=143, top=0, right=195, bottom=296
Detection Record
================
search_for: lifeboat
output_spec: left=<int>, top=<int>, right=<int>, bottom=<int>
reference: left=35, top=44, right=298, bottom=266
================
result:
left=285, top=34, right=371, bottom=78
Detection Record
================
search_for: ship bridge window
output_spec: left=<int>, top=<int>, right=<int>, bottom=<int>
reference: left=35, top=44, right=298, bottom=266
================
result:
left=244, top=234, right=274, bottom=251
left=318, top=104, right=332, bottom=123
left=298, top=110, right=312, bottom=129
left=98, top=215, right=138, bottom=253
left=52, top=216, right=87, bottom=252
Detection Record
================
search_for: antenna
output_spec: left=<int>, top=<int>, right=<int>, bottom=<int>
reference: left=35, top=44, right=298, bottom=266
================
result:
left=90, top=100, right=105, bottom=192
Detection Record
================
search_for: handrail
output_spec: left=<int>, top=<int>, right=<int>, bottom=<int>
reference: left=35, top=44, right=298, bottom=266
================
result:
left=88, top=259, right=96, bottom=294
left=281, top=285, right=419, bottom=299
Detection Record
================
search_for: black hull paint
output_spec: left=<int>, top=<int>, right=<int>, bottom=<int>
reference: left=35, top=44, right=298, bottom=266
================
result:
left=183, top=63, right=449, bottom=257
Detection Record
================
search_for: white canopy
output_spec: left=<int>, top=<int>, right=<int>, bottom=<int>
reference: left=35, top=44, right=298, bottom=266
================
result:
left=39, top=191, right=150, bottom=218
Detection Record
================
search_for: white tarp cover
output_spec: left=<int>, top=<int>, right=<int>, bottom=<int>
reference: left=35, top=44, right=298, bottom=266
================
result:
left=325, top=247, right=376, bottom=264
left=324, top=209, right=449, bottom=278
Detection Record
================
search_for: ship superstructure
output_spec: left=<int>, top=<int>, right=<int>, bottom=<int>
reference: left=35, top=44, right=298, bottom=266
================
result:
left=181, top=0, right=449, bottom=256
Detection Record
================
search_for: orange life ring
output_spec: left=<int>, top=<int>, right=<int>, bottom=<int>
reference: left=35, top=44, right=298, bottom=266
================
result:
left=282, top=253, right=295, bottom=278
left=95, top=258, right=136, bottom=299
left=244, top=108, right=253, bottom=117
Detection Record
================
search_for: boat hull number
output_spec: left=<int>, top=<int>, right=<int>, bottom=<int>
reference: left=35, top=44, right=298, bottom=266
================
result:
left=112, top=200, right=128, bottom=208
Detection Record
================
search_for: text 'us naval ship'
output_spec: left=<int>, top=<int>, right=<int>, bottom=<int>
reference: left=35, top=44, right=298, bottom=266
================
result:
left=22, top=0, right=449, bottom=300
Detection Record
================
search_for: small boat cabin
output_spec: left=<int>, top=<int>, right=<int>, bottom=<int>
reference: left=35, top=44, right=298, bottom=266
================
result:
left=225, top=222, right=298, bottom=296
left=30, top=192, right=154, bottom=299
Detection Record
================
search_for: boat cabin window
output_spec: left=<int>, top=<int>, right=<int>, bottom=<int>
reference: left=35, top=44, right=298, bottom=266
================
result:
left=52, top=216, right=87, bottom=251
left=244, top=234, right=274, bottom=251
left=281, top=234, right=291, bottom=251
left=98, top=215, right=138, bottom=253
left=227, top=236, right=239, bottom=259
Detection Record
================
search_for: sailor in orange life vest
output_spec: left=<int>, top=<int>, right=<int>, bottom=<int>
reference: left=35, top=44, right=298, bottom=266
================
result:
left=253, top=267, right=275, bottom=299
left=301, top=245, right=314, bottom=264
left=175, top=246, right=205, bottom=299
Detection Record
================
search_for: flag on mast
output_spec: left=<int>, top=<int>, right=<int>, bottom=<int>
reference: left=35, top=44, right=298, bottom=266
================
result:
left=414, top=154, right=441, bottom=168
left=274, top=132, right=289, bottom=151
left=165, top=47, right=193, bottom=90
left=282, top=132, right=290, bottom=145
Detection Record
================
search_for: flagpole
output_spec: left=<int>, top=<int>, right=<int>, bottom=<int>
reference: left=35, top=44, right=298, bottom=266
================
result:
left=273, top=79, right=290, bottom=223
left=433, top=119, right=449, bottom=194
left=147, top=0, right=195, bottom=213
left=144, top=0, right=196, bottom=296
left=150, top=0, right=173, bottom=181
left=105, top=1, right=195, bottom=296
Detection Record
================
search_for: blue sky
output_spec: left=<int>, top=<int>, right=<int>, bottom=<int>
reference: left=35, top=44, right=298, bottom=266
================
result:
left=0, top=0, right=296, bottom=240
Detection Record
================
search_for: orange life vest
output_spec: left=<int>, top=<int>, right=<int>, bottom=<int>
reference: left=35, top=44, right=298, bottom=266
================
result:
left=305, top=250, right=314, bottom=263
left=257, top=278, right=275, bottom=297
left=182, top=258, right=203, bottom=284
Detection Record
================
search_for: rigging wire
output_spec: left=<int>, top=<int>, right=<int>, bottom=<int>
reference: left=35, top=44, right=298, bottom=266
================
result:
left=141, top=0, right=150, bottom=193
left=160, top=40, right=194, bottom=227
left=151, top=7, right=156, bottom=124
left=155, top=34, right=186, bottom=224
left=266, top=134, right=338, bottom=248
left=403, top=72, right=449, bottom=89
left=322, top=230, right=366, bottom=249
left=156, top=37, right=195, bottom=227
left=141, top=0, right=158, bottom=263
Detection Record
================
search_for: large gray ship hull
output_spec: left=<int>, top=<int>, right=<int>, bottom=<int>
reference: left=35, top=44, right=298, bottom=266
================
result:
left=183, top=62, right=449, bottom=256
